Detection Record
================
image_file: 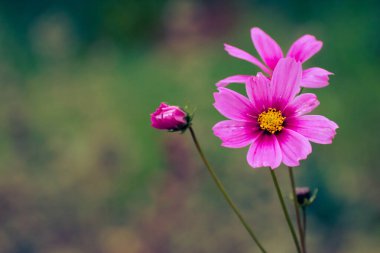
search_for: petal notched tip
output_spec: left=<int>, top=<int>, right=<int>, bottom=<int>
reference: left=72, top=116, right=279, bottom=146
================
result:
left=223, top=42, right=270, bottom=74
left=215, top=75, right=253, bottom=88
left=302, top=67, right=334, bottom=88
left=250, top=27, right=283, bottom=70
left=287, top=34, right=323, bottom=63
left=247, top=134, right=282, bottom=169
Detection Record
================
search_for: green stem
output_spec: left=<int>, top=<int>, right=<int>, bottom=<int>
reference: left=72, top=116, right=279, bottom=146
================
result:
left=302, top=207, right=307, bottom=250
left=189, top=127, right=267, bottom=253
left=288, top=167, right=306, bottom=253
left=269, top=168, right=301, bottom=253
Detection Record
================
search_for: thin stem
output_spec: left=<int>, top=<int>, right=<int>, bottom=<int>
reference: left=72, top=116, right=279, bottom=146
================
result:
left=302, top=207, right=307, bottom=249
left=269, top=168, right=301, bottom=253
left=288, top=167, right=306, bottom=253
left=189, top=127, right=267, bottom=253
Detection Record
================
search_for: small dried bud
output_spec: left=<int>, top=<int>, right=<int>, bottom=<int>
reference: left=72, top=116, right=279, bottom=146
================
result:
left=295, top=187, right=318, bottom=207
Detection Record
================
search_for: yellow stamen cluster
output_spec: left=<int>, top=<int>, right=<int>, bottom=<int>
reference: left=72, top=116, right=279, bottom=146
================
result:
left=257, top=108, right=286, bottom=134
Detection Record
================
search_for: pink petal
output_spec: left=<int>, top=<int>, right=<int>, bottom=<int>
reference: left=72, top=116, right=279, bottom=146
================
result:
left=277, top=129, right=312, bottom=167
left=287, top=35, right=323, bottom=63
left=213, top=87, right=254, bottom=122
left=271, top=58, right=302, bottom=110
left=283, top=93, right=320, bottom=117
left=247, top=133, right=282, bottom=169
left=213, top=120, right=260, bottom=148
left=251, top=27, right=283, bottom=70
left=246, top=73, right=272, bottom=112
left=216, top=75, right=253, bottom=88
left=286, top=115, right=338, bottom=144
left=301, top=67, right=333, bottom=88
left=224, top=43, right=270, bottom=74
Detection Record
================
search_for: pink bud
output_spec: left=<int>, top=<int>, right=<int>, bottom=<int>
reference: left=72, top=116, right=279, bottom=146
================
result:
left=295, top=187, right=311, bottom=205
left=151, top=103, right=189, bottom=131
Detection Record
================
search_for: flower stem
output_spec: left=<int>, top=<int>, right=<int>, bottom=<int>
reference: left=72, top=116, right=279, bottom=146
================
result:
left=302, top=207, right=307, bottom=249
left=269, top=168, right=301, bottom=253
left=189, top=126, right=267, bottom=253
left=288, top=167, right=306, bottom=253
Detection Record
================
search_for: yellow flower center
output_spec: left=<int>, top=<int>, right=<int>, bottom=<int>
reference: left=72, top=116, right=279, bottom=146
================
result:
left=257, top=108, right=286, bottom=134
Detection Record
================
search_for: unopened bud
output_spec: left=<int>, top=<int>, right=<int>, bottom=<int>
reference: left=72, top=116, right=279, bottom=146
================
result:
left=296, top=187, right=311, bottom=205
left=151, top=103, right=190, bottom=131
left=295, top=187, right=318, bottom=207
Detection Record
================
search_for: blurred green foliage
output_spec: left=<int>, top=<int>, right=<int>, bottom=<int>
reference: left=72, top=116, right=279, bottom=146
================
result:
left=0, top=0, right=379, bottom=252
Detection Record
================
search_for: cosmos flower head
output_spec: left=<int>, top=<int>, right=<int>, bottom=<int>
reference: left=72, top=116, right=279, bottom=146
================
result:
left=213, top=58, right=338, bottom=169
left=216, top=27, right=333, bottom=89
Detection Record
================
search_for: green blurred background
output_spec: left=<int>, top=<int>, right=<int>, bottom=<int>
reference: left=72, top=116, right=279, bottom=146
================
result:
left=0, top=0, right=379, bottom=252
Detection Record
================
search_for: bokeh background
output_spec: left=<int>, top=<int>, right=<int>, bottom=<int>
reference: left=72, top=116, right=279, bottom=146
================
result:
left=0, top=0, right=379, bottom=252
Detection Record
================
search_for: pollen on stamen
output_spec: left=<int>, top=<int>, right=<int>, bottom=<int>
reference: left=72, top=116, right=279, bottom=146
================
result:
left=257, top=108, right=286, bottom=134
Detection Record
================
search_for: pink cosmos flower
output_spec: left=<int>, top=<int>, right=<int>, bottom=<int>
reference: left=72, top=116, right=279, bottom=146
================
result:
left=216, top=27, right=332, bottom=89
left=213, top=58, right=338, bottom=169
left=151, top=103, right=189, bottom=131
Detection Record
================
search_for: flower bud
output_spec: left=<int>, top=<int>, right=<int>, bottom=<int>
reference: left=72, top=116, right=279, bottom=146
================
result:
left=295, top=187, right=318, bottom=207
left=296, top=187, right=311, bottom=205
left=150, top=103, right=190, bottom=131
